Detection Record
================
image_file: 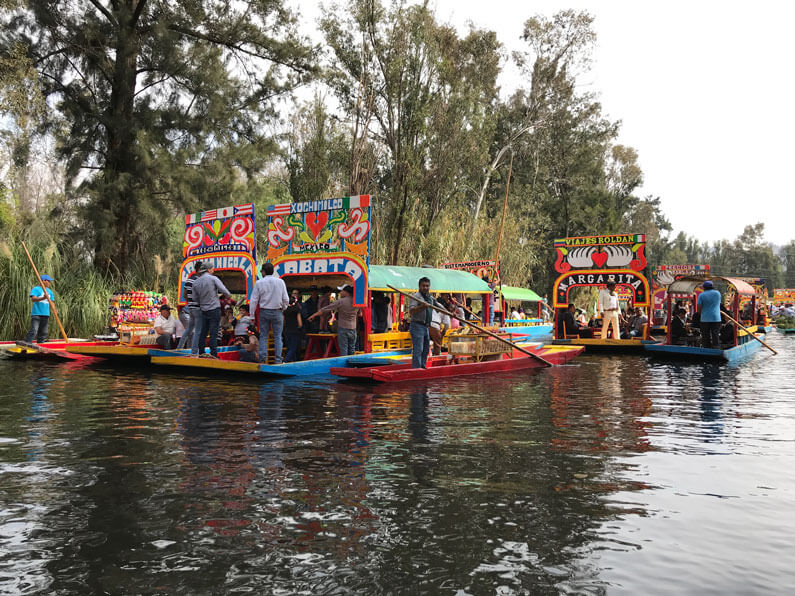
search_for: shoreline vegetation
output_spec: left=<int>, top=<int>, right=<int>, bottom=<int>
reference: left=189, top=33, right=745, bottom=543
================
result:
left=1, top=1, right=792, bottom=339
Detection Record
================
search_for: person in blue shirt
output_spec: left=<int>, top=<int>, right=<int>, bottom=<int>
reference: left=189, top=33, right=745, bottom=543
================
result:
left=24, top=274, right=56, bottom=344
left=696, top=280, right=723, bottom=349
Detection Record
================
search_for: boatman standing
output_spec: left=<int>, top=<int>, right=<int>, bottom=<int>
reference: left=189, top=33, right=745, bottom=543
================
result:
left=696, top=280, right=722, bottom=349
left=408, top=276, right=439, bottom=368
left=24, top=274, right=55, bottom=344
left=191, top=263, right=232, bottom=358
left=598, top=281, right=621, bottom=339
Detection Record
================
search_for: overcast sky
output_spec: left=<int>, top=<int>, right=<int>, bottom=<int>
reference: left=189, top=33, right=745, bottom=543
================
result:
left=297, top=0, right=794, bottom=246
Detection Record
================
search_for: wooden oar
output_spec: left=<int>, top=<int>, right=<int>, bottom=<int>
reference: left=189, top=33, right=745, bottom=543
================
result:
left=21, top=241, right=69, bottom=342
left=722, top=311, right=777, bottom=355
left=387, top=285, right=553, bottom=367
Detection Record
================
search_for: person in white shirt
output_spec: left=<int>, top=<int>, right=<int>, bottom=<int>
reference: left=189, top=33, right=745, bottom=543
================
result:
left=510, top=307, right=521, bottom=319
left=598, top=281, right=621, bottom=339
left=153, top=304, right=184, bottom=349
left=248, top=262, right=289, bottom=363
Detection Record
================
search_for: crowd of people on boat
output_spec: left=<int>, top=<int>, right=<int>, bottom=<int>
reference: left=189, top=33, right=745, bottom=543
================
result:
left=146, top=262, right=483, bottom=365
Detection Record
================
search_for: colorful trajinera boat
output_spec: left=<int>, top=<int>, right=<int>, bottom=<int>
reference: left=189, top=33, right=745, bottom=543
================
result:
left=550, top=233, right=657, bottom=352
left=644, top=276, right=768, bottom=363
left=331, top=339, right=583, bottom=383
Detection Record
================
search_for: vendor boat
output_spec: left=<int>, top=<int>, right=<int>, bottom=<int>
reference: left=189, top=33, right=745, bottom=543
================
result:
left=644, top=276, right=769, bottom=363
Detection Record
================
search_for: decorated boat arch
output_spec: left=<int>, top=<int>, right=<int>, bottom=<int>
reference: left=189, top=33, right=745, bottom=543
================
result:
left=178, top=203, right=257, bottom=302
left=265, top=195, right=371, bottom=307
left=551, top=233, right=655, bottom=351
left=651, top=264, right=710, bottom=326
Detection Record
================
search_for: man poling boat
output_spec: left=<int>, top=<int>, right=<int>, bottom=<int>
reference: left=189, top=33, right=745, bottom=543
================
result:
left=388, top=284, right=554, bottom=367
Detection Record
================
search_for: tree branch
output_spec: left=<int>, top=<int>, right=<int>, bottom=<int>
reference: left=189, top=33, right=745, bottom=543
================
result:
left=87, top=0, right=117, bottom=26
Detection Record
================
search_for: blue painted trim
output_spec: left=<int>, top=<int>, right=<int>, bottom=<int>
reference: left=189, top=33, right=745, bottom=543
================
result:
left=255, top=350, right=409, bottom=377
left=498, top=324, right=553, bottom=338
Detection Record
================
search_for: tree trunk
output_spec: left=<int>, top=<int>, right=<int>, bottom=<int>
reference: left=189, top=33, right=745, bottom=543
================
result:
left=96, top=3, right=140, bottom=273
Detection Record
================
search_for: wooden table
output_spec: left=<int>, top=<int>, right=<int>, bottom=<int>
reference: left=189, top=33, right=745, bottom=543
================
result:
left=304, top=333, right=339, bottom=360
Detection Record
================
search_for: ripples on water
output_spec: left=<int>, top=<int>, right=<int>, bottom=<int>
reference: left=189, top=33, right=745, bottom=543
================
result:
left=1, top=335, right=794, bottom=594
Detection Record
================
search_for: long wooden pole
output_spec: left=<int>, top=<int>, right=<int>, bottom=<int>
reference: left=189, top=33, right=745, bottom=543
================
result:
left=388, top=285, right=553, bottom=367
left=722, top=311, right=777, bottom=355
left=493, top=151, right=513, bottom=267
left=21, top=241, right=68, bottom=342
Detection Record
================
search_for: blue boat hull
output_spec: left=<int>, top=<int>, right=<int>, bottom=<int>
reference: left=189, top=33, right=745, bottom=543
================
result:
left=499, top=324, right=553, bottom=339
left=645, top=336, right=764, bottom=363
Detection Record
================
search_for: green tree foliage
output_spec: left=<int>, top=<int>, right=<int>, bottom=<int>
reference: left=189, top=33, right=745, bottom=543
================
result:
left=321, top=0, right=501, bottom=264
left=781, top=241, right=795, bottom=287
left=659, top=224, right=785, bottom=292
left=285, top=96, right=351, bottom=204
left=2, top=0, right=316, bottom=272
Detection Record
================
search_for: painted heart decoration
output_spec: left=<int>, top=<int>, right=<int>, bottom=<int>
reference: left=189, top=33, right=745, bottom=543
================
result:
left=305, top=211, right=329, bottom=241
left=591, top=250, right=608, bottom=268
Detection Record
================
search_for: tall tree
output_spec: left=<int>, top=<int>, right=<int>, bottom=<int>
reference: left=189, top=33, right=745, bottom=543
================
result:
left=322, top=0, right=500, bottom=264
left=2, top=0, right=315, bottom=271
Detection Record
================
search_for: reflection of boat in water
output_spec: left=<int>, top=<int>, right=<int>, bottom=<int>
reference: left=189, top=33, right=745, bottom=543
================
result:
left=330, top=342, right=583, bottom=383
left=645, top=276, right=768, bottom=364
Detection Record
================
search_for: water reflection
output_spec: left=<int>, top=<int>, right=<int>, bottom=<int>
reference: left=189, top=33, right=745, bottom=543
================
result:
left=0, top=336, right=791, bottom=593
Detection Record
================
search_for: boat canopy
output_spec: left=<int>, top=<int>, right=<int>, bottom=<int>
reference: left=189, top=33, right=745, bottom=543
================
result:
left=667, top=275, right=757, bottom=296
left=501, top=286, right=543, bottom=302
left=369, top=265, right=491, bottom=294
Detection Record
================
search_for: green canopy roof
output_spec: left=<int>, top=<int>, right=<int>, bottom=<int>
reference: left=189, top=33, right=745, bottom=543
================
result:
left=369, top=265, right=491, bottom=294
left=500, top=285, right=543, bottom=302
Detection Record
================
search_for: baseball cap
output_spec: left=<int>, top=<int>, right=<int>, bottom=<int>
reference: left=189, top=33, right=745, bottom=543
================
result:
left=40, top=274, right=54, bottom=281
left=702, top=280, right=714, bottom=289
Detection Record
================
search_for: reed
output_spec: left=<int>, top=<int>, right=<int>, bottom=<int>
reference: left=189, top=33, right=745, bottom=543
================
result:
left=0, top=233, right=178, bottom=340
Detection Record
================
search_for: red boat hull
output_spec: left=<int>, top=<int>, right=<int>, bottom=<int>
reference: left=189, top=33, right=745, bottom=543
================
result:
left=330, top=344, right=583, bottom=383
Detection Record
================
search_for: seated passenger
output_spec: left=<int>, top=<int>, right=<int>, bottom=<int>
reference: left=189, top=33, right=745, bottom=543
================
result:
left=719, top=321, right=734, bottom=346
left=154, top=304, right=183, bottom=349
left=670, top=308, right=689, bottom=345
left=629, top=308, right=648, bottom=337
left=233, top=303, right=254, bottom=340
left=558, top=304, right=580, bottom=337
left=235, top=326, right=260, bottom=362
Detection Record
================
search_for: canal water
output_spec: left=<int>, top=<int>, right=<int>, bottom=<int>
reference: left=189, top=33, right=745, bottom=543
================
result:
left=1, top=334, right=793, bottom=595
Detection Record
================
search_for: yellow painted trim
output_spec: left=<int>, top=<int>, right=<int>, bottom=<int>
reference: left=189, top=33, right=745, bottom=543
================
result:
left=64, top=345, right=150, bottom=356
left=151, top=356, right=262, bottom=373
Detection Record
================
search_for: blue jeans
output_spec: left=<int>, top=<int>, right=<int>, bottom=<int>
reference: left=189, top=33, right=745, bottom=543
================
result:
left=259, top=309, right=284, bottom=363
left=409, top=322, right=430, bottom=368
left=178, top=306, right=200, bottom=349
left=338, top=327, right=357, bottom=356
left=196, top=308, right=221, bottom=356
left=25, top=315, right=50, bottom=343
left=284, top=331, right=302, bottom=362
